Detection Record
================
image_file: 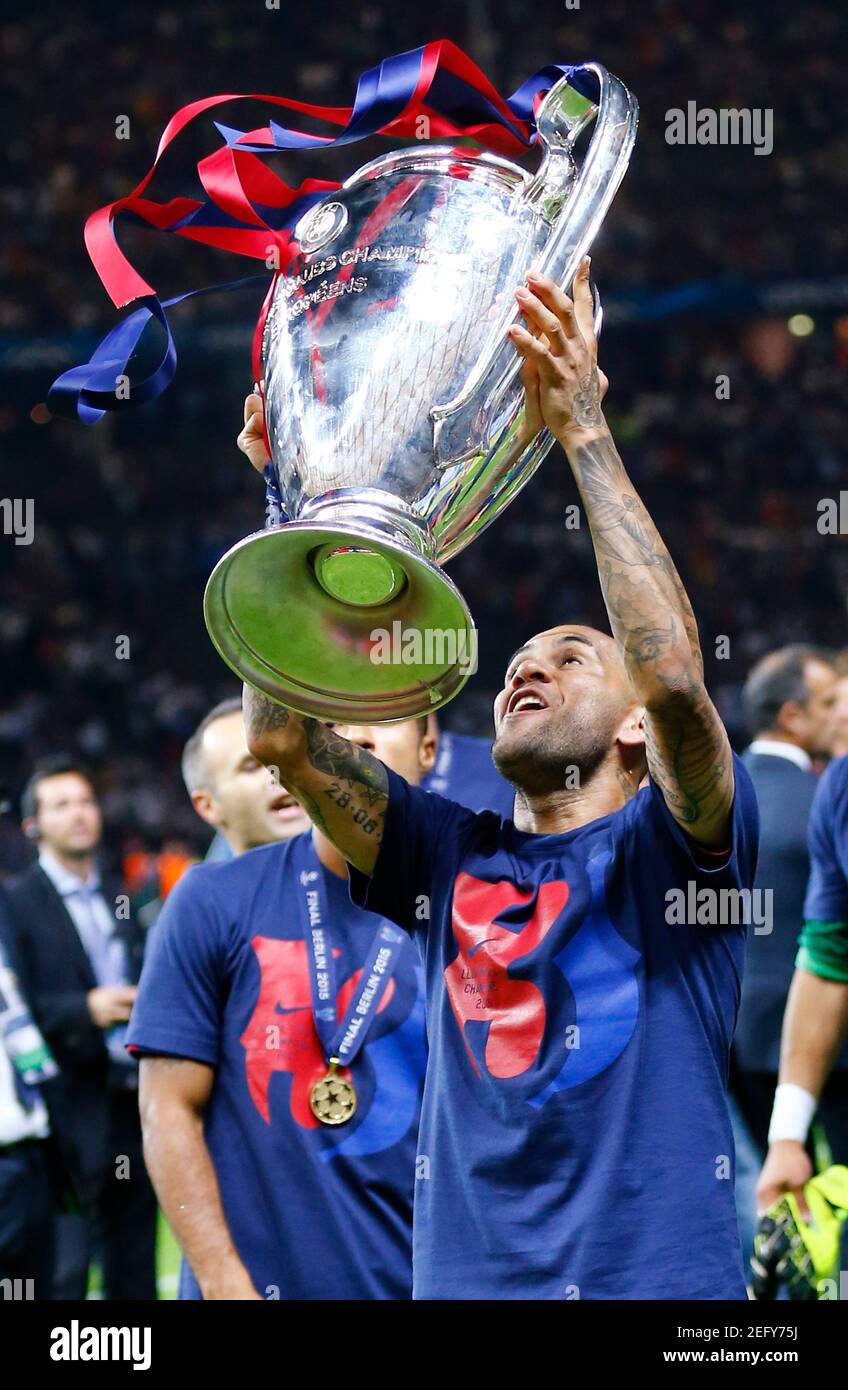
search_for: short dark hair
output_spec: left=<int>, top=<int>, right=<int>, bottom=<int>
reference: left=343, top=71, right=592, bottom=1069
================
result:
left=742, top=644, right=834, bottom=738
left=21, top=757, right=95, bottom=822
left=181, top=697, right=244, bottom=796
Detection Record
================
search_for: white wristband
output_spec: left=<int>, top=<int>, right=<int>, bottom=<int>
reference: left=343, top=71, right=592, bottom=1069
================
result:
left=767, top=1083, right=817, bottom=1145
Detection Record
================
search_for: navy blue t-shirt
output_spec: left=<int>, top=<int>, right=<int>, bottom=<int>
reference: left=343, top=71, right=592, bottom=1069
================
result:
left=422, top=731, right=515, bottom=818
left=350, top=754, right=759, bottom=1300
left=804, top=755, right=848, bottom=922
left=126, top=834, right=426, bottom=1300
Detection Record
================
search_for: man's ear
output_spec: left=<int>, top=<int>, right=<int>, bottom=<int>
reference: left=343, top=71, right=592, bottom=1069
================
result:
left=418, top=728, right=438, bottom=777
left=616, top=705, right=647, bottom=750
left=776, top=699, right=804, bottom=739
left=616, top=706, right=648, bottom=784
left=190, top=790, right=222, bottom=831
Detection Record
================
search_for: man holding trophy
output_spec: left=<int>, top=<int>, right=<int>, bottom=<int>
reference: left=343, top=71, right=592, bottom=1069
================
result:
left=49, top=46, right=759, bottom=1298
left=240, top=256, right=759, bottom=1300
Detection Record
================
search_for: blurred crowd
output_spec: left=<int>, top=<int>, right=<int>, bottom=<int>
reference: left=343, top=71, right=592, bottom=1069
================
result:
left=1, top=0, right=848, bottom=872
left=3, top=0, right=845, bottom=336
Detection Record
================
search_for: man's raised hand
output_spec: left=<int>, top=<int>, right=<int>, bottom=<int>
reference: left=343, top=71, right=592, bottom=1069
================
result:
left=237, top=384, right=271, bottom=474
left=508, top=255, right=608, bottom=444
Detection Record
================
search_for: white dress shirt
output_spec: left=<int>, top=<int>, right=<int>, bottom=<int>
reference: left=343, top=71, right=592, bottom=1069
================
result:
left=747, top=738, right=813, bottom=773
left=38, top=848, right=127, bottom=987
left=39, top=848, right=133, bottom=1067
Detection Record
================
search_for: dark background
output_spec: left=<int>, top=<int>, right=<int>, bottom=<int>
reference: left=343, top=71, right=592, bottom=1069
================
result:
left=1, top=0, right=847, bottom=866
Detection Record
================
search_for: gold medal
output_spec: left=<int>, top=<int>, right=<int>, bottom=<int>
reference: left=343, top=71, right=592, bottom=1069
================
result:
left=309, top=1057, right=357, bottom=1126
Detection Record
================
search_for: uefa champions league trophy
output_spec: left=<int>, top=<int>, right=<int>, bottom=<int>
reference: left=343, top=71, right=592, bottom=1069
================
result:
left=204, top=64, right=638, bottom=722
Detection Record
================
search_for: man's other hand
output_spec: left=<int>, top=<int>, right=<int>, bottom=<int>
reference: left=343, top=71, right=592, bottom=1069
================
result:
left=87, top=984, right=138, bottom=1029
left=237, top=385, right=270, bottom=474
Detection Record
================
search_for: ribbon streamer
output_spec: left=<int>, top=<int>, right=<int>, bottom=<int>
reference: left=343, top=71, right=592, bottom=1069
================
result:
left=49, top=40, right=597, bottom=422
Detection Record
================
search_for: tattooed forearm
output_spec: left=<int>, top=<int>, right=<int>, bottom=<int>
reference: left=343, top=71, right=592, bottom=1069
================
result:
left=642, top=684, right=731, bottom=826
left=304, top=721, right=387, bottom=794
left=303, top=720, right=389, bottom=838
left=323, top=782, right=386, bottom=839
left=244, top=690, right=292, bottom=740
left=242, top=686, right=388, bottom=872
left=294, top=721, right=389, bottom=856
left=570, top=434, right=704, bottom=683
left=565, top=429, right=732, bottom=845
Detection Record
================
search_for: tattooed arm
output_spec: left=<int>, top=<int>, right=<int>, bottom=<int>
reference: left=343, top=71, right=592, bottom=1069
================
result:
left=509, top=257, right=733, bottom=847
left=243, top=685, right=388, bottom=874
left=565, top=431, right=733, bottom=846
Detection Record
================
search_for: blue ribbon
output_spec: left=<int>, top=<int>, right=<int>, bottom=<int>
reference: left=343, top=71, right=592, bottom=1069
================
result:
left=215, top=53, right=598, bottom=155
left=49, top=49, right=601, bottom=425
left=48, top=275, right=270, bottom=424
left=296, top=837, right=405, bottom=1068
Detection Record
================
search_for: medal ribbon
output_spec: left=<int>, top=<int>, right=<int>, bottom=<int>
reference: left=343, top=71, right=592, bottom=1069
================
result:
left=298, top=843, right=405, bottom=1068
left=48, top=41, right=599, bottom=422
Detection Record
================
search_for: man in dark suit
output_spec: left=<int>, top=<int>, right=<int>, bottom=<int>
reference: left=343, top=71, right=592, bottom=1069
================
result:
left=5, top=758, right=156, bottom=1300
left=732, top=644, right=842, bottom=1265
left=0, top=884, right=57, bottom=1298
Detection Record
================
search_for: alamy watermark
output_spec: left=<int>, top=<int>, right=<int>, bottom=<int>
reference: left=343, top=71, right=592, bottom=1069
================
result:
left=370, top=621, right=478, bottom=677
left=665, top=883, right=772, bottom=934
left=50, top=1320, right=151, bottom=1370
left=665, top=103, right=773, bottom=157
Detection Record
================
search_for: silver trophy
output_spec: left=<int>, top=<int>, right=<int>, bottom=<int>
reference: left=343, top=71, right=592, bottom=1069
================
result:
left=204, top=64, right=638, bottom=722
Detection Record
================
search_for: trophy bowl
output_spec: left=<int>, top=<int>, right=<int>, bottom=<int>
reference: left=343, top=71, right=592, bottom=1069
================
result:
left=204, top=64, right=638, bottom=722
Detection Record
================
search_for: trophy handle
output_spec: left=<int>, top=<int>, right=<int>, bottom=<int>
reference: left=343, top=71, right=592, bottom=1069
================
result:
left=431, top=64, right=637, bottom=463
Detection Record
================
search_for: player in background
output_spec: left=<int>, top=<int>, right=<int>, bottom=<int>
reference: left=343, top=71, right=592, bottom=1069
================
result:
left=757, top=755, right=848, bottom=1215
left=128, top=701, right=432, bottom=1299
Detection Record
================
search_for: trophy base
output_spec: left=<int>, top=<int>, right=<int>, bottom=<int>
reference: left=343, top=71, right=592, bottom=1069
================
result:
left=203, top=520, right=476, bottom=723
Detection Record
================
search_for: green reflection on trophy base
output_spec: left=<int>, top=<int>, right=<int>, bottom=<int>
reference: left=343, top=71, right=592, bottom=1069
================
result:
left=314, top=545, right=404, bottom=608
left=204, top=520, right=476, bottom=724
